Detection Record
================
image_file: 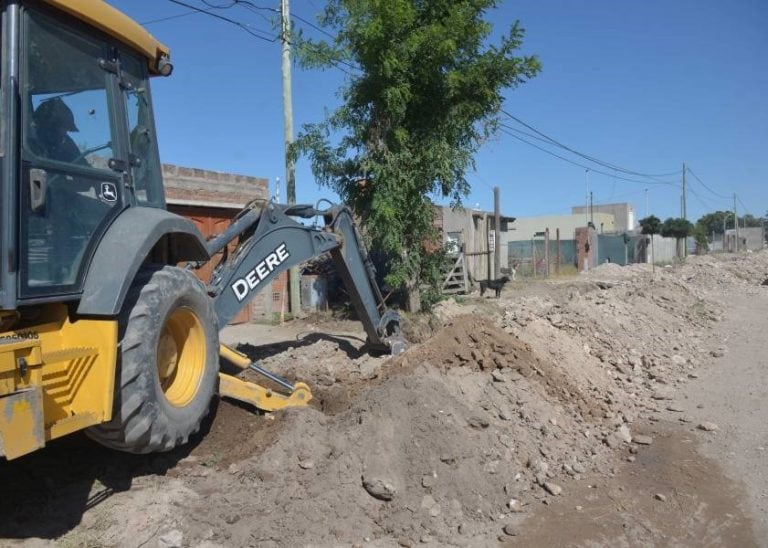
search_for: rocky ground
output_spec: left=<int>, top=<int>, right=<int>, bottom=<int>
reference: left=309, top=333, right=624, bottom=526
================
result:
left=1, top=251, right=767, bottom=547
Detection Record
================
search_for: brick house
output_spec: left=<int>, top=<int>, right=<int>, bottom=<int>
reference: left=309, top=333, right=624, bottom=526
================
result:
left=162, top=164, right=287, bottom=323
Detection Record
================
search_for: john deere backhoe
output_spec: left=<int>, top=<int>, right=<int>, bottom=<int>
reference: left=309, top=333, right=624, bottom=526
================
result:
left=0, top=0, right=404, bottom=460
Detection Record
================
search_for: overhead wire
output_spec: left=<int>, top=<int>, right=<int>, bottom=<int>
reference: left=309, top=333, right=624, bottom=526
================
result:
left=687, top=185, right=727, bottom=212
left=141, top=10, right=200, bottom=25
left=499, top=128, right=679, bottom=187
left=502, top=110, right=682, bottom=180
left=163, top=0, right=358, bottom=75
left=166, top=0, right=277, bottom=41
left=686, top=167, right=731, bottom=200
left=736, top=194, right=752, bottom=217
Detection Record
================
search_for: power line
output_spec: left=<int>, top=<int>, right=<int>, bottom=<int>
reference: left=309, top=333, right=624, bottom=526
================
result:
left=200, top=0, right=338, bottom=40
left=219, top=0, right=277, bottom=26
left=501, top=123, right=679, bottom=186
left=502, top=110, right=681, bottom=180
left=200, top=0, right=237, bottom=7
left=686, top=167, right=730, bottom=200
left=736, top=194, right=752, bottom=217
left=141, top=10, right=199, bottom=25
left=166, top=0, right=277, bottom=42
left=164, top=0, right=357, bottom=74
left=499, top=128, right=679, bottom=187
left=687, top=185, right=728, bottom=213
left=290, top=12, right=338, bottom=40
left=214, top=0, right=359, bottom=72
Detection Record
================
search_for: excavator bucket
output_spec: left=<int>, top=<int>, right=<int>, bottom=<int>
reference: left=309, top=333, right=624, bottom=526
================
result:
left=218, top=344, right=312, bottom=412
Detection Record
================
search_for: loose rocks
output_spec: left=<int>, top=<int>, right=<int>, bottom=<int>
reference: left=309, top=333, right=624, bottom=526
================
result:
left=543, top=482, right=563, bottom=496
left=362, top=476, right=397, bottom=501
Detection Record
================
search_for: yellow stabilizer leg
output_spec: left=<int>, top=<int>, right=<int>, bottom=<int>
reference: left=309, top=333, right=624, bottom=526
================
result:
left=219, top=344, right=252, bottom=370
left=218, top=344, right=312, bottom=412
left=218, top=374, right=312, bottom=411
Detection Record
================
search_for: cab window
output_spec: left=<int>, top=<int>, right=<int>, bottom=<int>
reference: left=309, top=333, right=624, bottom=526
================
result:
left=24, top=10, right=114, bottom=169
left=20, top=8, right=123, bottom=295
left=121, top=52, right=164, bottom=207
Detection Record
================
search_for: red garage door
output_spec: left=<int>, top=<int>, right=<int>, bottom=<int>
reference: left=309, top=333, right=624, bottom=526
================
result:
left=168, top=204, right=251, bottom=324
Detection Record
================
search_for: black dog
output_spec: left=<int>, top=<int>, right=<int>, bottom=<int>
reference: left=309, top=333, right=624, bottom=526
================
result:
left=479, top=276, right=510, bottom=298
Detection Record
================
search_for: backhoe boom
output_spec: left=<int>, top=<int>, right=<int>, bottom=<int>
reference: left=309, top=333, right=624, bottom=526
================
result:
left=207, top=202, right=405, bottom=354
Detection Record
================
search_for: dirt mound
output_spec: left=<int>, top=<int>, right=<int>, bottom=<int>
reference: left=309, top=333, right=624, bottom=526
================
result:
left=16, top=251, right=768, bottom=547
left=398, top=314, right=538, bottom=373
left=398, top=315, right=604, bottom=418
left=151, top=314, right=617, bottom=546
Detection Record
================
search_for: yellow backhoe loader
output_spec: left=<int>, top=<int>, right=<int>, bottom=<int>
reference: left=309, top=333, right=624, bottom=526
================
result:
left=0, top=0, right=404, bottom=460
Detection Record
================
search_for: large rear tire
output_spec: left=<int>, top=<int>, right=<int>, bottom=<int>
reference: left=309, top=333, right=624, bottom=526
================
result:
left=87, top=265, right=219, bottom=453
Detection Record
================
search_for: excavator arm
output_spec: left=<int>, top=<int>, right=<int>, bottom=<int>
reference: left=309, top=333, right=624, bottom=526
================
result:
left=203, top=201, right=407, bottom=411
left=207, top=201, right=405, bottom=353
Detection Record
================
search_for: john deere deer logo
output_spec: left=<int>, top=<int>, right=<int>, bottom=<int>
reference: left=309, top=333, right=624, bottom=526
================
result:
left=99, top=182, right=117, bottom=203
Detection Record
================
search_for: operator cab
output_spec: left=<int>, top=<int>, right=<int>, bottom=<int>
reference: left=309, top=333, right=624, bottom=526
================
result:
left=0, top=1, right=170, bottom=307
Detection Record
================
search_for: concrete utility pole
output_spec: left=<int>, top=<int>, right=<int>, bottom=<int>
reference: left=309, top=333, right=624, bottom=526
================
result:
left=681, top=163, right=687, bottom=220
left=493, top=186, right=500, bottom=279
left=733, top=193, right=739, bottom=253
left=584, top=169, right=589, bottom=226
left=281, top=0, right=300, bottom=316
left=589, top=191, right=594, bottom=226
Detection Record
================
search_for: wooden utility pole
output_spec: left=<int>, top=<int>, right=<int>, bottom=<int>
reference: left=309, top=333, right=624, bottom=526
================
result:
left=281, top=0, right=300, bottom=315
left=493, top=186, right=500, bottom=279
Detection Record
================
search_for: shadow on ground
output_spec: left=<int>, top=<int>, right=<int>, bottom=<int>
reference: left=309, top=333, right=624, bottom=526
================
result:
left=0, top=400, right=221, bottom=540
left=233, top=331, right=369, bottom=365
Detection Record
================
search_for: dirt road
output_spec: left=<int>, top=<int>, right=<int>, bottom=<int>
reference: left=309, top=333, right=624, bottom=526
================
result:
left=680, top=288, right=768, bottom=542
left=1, top=252, right=766, bottom=547
left=511, top=285, right=768, bottom=547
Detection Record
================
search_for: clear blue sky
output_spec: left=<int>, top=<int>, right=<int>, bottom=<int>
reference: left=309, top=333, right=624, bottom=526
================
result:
left=110, top=0, right=767, bottom=226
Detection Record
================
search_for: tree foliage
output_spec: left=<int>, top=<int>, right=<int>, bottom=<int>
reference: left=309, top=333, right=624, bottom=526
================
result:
left=661, top=217, right=694, bottom=258
left=292, top=0, right=541, bottom=309
left=695, top=210, right=764, bottom=235
left=660, top=217, right=693, bottom=240
left=741, top=214, right=765, bottom=228
left=696, top=210, right=733, bottom=235
left=639, top=215, right=661, bottom=235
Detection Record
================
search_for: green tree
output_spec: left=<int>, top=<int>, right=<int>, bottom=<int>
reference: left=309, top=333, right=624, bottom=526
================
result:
left=293, top=0, right=541, bottom=311
left=660, top=217, right=693, bottom=258
left=639, top=215, right=661, bottom=236
left=741, top=214, right=763, bottom=228
left=696, top=210, right=732, bottom=235
left=691, top=222, right=709, bottom=252
left=696, top=210, right=762, bottom=235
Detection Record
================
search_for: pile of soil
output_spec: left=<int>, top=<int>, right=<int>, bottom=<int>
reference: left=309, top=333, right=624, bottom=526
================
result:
left=5, top=251, right=767, bottom=547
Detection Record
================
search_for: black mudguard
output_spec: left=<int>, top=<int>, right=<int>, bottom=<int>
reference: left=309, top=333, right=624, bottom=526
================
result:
left=77, top=207, right=209, bottom=316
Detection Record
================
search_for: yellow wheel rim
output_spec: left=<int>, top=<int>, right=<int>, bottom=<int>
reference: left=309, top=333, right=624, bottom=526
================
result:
left=157, top=307, right=206, bottom=407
